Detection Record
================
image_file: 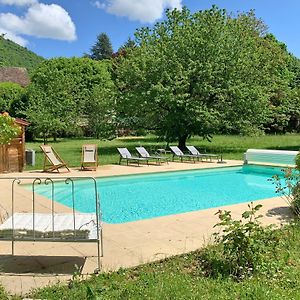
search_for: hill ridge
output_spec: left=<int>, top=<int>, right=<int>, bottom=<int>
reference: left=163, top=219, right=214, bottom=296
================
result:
left=0, top=36, right=44, bottom=74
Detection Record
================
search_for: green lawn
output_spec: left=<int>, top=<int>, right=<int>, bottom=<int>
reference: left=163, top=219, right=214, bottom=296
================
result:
left=25, top=134, right=300, bottom=170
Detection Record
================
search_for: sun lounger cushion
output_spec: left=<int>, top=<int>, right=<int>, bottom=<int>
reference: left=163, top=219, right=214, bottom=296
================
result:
left=0, top=213, right=99, bottom=240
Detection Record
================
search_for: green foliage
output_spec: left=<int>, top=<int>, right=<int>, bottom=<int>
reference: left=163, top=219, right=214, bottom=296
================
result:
left=296, top=153, right=300, bottom=170
left=23, top=222, right=300, bottom=300
left=287, top=88, right=300, bottom=133
left=0, top=82, right=27, bottom=117
left=26, top=57, right=116, bottom=141
left=272, top=167, right=300, bottom=216
left=89, top=33, right=113, bottom=60
left=207, top=203, right=280, bottom=279
left=264, top=47, right=300, bottom=134
left=115, top=7, right=290, bottom=147
left=0, top=112, right=21, bottom=144
left=118, top=37, right=136, bottom=52
left=0, top=35, right=44, bottom=73
left=87, top=83, right=116, bottom=139
left=0, top=285, right=10, bottom=300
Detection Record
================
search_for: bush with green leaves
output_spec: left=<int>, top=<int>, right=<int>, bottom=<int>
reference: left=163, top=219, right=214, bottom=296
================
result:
left=200, top=203, right=280, bottom=280
left=272, top=155, right=300, bottom=216
left=296, top=153, right=300, bottom=171
left=0, top=112, right=21, bottom=144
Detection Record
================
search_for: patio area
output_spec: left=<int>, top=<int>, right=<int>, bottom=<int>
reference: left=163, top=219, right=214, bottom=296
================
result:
left=0, top=160, right=291, bottom=295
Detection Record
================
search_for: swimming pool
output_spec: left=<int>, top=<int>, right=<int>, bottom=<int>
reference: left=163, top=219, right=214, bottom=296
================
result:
left=31, top=165, right=284, bottom=224
left=31, top=165, right=281, bottom=224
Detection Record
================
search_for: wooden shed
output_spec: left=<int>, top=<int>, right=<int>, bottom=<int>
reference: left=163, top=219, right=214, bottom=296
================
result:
left=0, top=118, right=30, bottom=173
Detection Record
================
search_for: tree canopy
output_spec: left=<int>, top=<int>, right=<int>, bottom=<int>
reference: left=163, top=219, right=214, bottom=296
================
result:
left=115, top=7, right=291, bottom=147
left=26, top=57, right=116, bottom=141
left=89, top=33, right=113, bottom=60
left=0, top=82, right=26, bottom=116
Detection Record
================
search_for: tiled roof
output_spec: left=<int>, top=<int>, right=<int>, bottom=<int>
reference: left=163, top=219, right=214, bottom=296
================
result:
left=15, top=118, right=30, bottom=126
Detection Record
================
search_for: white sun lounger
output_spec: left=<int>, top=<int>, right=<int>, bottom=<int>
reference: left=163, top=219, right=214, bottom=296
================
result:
left=169, top=146, right=196, bottom=162
left=186, top=145, right=222, bottom=162
left=135, top=147, right=168, bottom=164
left=117, top=147, right=148, bottom=166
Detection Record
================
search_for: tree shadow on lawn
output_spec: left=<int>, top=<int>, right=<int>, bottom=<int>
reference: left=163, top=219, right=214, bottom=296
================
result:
left=265, top=145, right=300, bottom=151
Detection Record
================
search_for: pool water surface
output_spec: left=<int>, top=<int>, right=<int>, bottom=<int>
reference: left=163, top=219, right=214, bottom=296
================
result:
left=32, top=165, right=283, bottom=224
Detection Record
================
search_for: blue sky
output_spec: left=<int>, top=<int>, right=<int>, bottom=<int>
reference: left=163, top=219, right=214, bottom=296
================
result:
left=0, top=0, right=299, bottom=59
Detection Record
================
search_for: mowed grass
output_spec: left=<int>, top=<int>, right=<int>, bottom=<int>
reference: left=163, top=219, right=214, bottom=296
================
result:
left=25, top=134, right=300, bottom=170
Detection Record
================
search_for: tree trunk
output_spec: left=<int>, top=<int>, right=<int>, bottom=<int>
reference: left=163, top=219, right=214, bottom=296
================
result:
left=178, top=134, right=188, bottom=150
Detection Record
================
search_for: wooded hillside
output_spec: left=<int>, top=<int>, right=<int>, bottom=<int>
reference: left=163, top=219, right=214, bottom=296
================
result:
left=0, top=36, right=44, bottom=74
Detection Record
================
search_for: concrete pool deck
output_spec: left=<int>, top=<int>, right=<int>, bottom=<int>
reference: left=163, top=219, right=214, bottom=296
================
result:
left=0, top=160, right=292, bottom=295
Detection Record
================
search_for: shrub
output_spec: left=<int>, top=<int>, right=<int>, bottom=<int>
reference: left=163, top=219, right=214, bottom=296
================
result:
left=200, top=203, right=280, bottom=280
left=296, top=152, right=300, bottom=171
left=272, top=167, right=300, bottom=216
left=0, top=112, right=21, bottom=144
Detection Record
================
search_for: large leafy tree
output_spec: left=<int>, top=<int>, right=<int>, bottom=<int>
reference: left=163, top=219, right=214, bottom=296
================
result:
left=115, top=7, right=290, bottom=148
left=26, top=58, right=116, bottom=141
left=0, top=83, right=26, bottom=116
left=261, top=34, right=299, bottom=134
left=89, top=33, right=113, bottom=60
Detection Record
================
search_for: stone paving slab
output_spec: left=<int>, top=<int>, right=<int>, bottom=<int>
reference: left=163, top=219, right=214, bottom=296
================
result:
left=0, top=161, right=292, bottom=296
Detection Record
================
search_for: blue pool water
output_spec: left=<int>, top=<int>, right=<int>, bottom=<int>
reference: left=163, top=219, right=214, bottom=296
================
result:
left=32, top=165, right=283, bottom=224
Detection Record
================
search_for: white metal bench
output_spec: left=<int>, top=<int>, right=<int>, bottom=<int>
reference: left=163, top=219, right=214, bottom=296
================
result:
left=0, top=177, right=103, bottom=272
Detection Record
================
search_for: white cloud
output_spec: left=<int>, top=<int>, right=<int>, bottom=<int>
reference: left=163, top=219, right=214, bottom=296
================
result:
left=93, top=1, right=106, bottom=9
left=0, top=27, right=28, bottom=46
left=0, top=0, right=37, bottom=6
left=0, top=1, right=77, bottom=46
left=94, top=0, right=182, bottom=23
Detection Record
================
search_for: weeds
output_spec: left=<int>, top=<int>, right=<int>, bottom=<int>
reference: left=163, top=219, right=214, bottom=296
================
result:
left=200, top=203, right=281, bottom=280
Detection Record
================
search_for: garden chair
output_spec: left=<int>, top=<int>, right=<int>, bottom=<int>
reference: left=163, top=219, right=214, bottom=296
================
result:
left=117, top=148, right=148, bottom=166
left=169, top=146, right=196, bottom=163
left=135, top=146, right=168, bottom=165
left=40, top=145, right=70, bottom=173
left=81, top=144, right=98, bottom=170
left=186, top=145, right=222, bottom=162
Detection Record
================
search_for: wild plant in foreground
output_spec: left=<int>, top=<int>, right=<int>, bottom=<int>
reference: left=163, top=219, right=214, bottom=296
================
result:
left=200, top=203, right=281, bottom=280
left=271, top=154, right=300, bottom=216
